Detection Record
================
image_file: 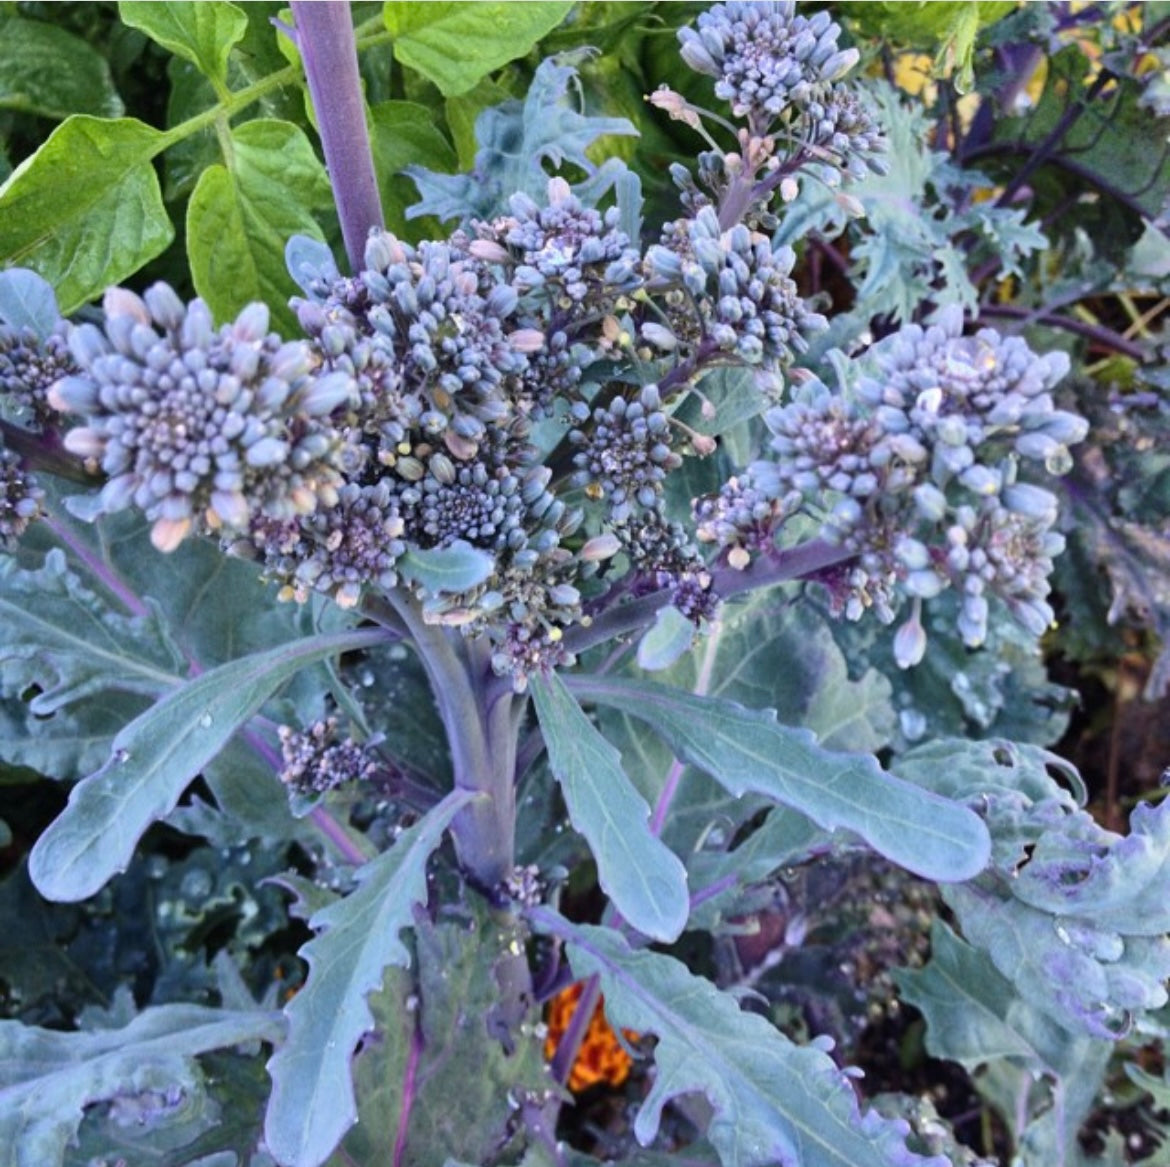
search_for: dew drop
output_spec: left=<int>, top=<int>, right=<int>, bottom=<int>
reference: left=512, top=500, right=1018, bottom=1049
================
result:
left=198, top=711, right=212, bottom=729
left=899, top=708, right=927, bottom=742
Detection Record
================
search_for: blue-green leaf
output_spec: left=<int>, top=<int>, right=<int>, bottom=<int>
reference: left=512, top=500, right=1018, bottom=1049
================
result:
left=0, top=549, right=182, bottom=717
left=264, top=789, right=474, bottom=1167
left=897, top=739, right=1170, bottom=1039
left=636, top=605, right=695, bottom=672
left=893, top=920, right=1061, bottom=1069
left=538, top=912, right=949, bottom=1167
left=0, top=267, right=62, bottom=340
left=398, top=540, right=495, bottom=594
left=574, top=676, right=990, bottom=883
left=531, top=671, right=689, bottom=942
left=0, top=1004, right=282, bottom=1167
left=28, top=627, right=387, bottom=902
left=369, top=99, right=458, bottom=240
left=405, top=55, right=636, bottom=224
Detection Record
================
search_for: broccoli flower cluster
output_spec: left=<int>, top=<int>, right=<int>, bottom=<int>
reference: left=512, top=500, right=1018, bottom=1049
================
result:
left=48, top=286, right=353, bottom=552
left=678, top=2, right=859, bottom=124
left=12, top=1, right=1080, bottom=686
left=699, top=307, right=1086, bottom=658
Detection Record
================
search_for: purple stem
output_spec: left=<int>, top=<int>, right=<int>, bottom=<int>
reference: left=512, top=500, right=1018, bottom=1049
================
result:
left=392, top=1019, right=424, bottom=1167
left=561, top=536, right=853, bottom=659
left=42, top=513, right=150, bottom=619
left=978, top=303, right=1147, bottom=361
left=288, top=0, right=384, bottom=273
left=689, top=872, right=740, bottom=912
left=649, top=760, right=685, bottom=838
left=549, top=973, right=603, bottom=1089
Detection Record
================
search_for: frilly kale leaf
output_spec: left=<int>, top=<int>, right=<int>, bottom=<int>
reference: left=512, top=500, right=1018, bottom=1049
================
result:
left=777, top=82, right=1044, bottom=338
left=1057, top=389, right=1170, bottom=698
left=264, top=790, right=472, bottom=1167
left=404, top=52, right=638, bottom=225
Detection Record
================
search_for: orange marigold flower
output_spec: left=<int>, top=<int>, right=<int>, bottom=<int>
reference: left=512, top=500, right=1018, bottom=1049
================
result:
left=544, top=981, right=638, bottom=1093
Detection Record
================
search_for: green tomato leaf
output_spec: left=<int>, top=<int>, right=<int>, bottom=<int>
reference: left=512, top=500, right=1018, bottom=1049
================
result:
left=264, top=789, right=474, bottom=1167
left=573, top=675, right=990, bottom=883
left=531, top=671, right=689, bottom=943
left=539, top=913, right=950, bottom=1167
left=27, top=627, right=387, bottom=902
left=187, top=118, right=332, bottom=331
left=0, top=116, right=174, bottom=312
left=0, top=15, right=123, bottom=120
left=0, top=1003, right=282, bottom=1167
left=383, top=2, right=576, bottom=97
left=117, top=0, right=248, bottom=89
left=369, top=99, right=458, bottom=239
left=0, top=267, right=62, bottom=339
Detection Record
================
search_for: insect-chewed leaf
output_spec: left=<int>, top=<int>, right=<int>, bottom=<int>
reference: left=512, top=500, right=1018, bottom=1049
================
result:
left=0, top=1003, right=283, bottom=1167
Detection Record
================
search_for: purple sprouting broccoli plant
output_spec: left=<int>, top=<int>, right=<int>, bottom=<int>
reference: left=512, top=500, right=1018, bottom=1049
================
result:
left=1, top=4, right=1167, bottom=1167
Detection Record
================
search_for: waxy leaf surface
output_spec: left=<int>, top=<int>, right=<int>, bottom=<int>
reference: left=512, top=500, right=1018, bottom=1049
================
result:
left=0, top=1004, right=282, bottom=1167
left=541, top=913, right=948, bottom=1167
left=28, top=628, right=387, bottom=902
left=188, top=119, right=331, bottom=332
left=532, top=671, right=689, bottom=942
left=574, top=676, right=990, bottom=882
left=0, top=117, right=174, bottom=312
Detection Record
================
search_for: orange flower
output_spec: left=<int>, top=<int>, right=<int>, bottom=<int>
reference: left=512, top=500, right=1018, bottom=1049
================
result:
left=544, top=981, right=638, bottom=1093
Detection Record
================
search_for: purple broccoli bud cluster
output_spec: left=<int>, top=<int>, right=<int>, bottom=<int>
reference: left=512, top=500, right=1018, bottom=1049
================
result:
left=698, top=307, right=1086, bottom=657
left=49, top=285, right=352, bottom=552
left=678, top=2, right=859, bottom=124
left=0, top=445, right=43, bottom=550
